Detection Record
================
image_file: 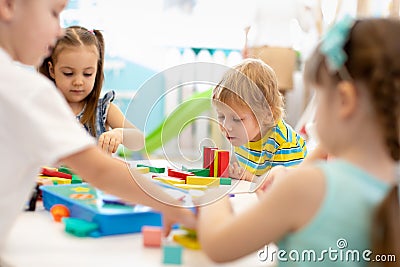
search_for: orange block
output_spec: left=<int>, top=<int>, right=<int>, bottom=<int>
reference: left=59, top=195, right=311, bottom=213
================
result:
left=50, top=204, right=70, bottom=222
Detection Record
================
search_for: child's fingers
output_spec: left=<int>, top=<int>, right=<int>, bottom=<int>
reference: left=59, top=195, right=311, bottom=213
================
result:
left=162, top=216, right=174, bottom=237
left=109, top=138, right=117, bottom=153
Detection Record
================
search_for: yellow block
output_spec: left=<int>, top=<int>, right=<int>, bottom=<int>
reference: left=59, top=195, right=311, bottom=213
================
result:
left=38, top=176, right=71, bottom=184
left=133, top=167, right=149, bottom=174
left=172, top=184, right=207, bottom=190
left=173, top=234, right=200, bottom=250
left=153, top=176, right=185, bottom=185
left=186, top=176, right=219, bottom=187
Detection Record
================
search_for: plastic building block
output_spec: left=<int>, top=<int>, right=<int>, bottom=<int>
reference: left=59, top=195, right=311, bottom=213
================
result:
left=173, top=234, right=200, bottom=250
left=180, top=227, right=197, bottom=238
left=63, top=217, right=99, bottom=237
left=186, top=176, right=219, bottom=187
left=203, top=147, right=218, bottom=169
left=133, top=167, right=150, bottom=174
left=214, top=150, right=229, bottom=177
left=167, top=169, right=194, bottom=180
left=142, top=226, right=162, bottom=247
left=50, top=204, right=70, bottom=222
left=71, top=174, right=83, bottom=184
left=185, top=168, right=210, bottom=177
left=41, top=167, right=72, bottom=179
left=153, top=176, right=185, bottom=185
left=219, top=177, right=232, bottom=185
left=58, top=166, right=74, bottom=175
left=162, top=244, right=183, bottom=265
left=137, top=164, right=165, bottom=173
left=49, top=177, right=71, bottom=184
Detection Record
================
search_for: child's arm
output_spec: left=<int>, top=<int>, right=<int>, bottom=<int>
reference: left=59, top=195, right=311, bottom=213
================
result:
left=256, top=143, right=329, bottom=193
left=301, top=144, right=329, bottom=165
left=198, top=166, right=325, bottom=263
left=61, top=146, right=196, bottom=235
left=99, top=103, right=145, bottom=153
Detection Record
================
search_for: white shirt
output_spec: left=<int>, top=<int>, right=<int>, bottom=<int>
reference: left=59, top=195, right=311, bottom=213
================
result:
left=0, top=48, right=95, bottom=252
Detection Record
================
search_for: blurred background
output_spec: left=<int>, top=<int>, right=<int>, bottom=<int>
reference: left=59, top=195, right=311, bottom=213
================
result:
left=60, top=0, right=398, bottom=161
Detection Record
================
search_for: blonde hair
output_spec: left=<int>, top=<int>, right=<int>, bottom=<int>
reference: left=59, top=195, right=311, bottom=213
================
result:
left=213, top=58, right=284, bottom=132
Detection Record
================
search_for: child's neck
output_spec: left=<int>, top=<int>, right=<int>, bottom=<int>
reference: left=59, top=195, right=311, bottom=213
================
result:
left=68, top=102, right=86, bottom=116
left=337, top=143, right=395, bottom=184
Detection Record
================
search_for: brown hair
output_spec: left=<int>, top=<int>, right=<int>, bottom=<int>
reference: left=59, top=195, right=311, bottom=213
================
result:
left=39, top=26, right=105, bottom=137
left=305, top=18, right=400, bottom=266
left=213, top=58, right=284, bottom=134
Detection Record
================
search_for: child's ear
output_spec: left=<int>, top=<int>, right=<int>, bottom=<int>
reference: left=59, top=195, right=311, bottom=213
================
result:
left=336, top=81, right=357, bottom=119
left=0, top=0, right=16, bottom=21
left=48, top=61, right=55, bottom=79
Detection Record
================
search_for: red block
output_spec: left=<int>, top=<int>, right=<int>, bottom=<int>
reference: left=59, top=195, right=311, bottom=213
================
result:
left=41, top=168, right=72, bottom=179
left=217, top=150, right=230, bottom=177
left=167, top=169, right=194, bottom=181
left=203, top=147, right=218, bottom=176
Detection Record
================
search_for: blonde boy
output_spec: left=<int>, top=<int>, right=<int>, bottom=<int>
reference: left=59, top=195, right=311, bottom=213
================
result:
left=213, top=58, right=307, bottom=181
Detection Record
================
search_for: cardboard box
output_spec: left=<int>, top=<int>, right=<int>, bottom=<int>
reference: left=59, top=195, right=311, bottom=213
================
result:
left=247, top=46, right=296, bottom=91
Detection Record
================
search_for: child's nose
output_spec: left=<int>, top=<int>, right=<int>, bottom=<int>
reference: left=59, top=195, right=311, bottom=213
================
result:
left=73, top=78, right=83, bottom=86
left=222, top=120, right=233, bottom=131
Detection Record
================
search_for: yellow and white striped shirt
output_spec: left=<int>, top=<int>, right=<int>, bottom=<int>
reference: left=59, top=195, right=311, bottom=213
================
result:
left=234, top=119, right=307, bottom=176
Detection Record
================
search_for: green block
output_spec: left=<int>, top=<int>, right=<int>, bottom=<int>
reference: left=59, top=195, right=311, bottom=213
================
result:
left=136, top=164, right=165, bottom=173
left=219, top=178, right=231, bottom=185
left=182, top=166, right=210, bottom=177
left=58, top=166, right=74, bottom=175
left=162, top=244, right=183, bottom=265
left=187, top=168, right=210, bottom=177
left=63, top=217, right=99, bottom=237
left=71, top=174, right=83, bottom=184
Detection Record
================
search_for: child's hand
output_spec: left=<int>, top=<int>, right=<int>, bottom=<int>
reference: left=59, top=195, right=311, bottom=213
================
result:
left=229, top=162, right=255, bottom=182
left=98, top=129, right=123, bottom=154
left=163, top=208, right=197, bottom=237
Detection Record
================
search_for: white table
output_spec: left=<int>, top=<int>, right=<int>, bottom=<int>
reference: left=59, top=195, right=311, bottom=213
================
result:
left=1, top=192, right=277, bottom=267
left=1, top=160, right=277, bottom=267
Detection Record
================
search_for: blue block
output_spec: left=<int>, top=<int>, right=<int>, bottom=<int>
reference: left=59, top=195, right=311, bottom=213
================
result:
left=162, top=244, right=183, bottom=265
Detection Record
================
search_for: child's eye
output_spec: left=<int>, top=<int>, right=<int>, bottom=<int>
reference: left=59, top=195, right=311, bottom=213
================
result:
left=63, top=72, right=73, bottom=76
left=217, top=115, right=225, bottom=121
left=84, top=73, right=94, bottom=77
left=233, top=118, right=242, bottom=122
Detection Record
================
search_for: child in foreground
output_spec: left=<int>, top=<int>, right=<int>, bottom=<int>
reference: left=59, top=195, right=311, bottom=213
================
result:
left=199, top=17, right=400, bottom=267
left=0, top=0, right=195, bottom=253
left=39, top=26, right=144, bottom=154
left=213, top=58, right=307, bottom=182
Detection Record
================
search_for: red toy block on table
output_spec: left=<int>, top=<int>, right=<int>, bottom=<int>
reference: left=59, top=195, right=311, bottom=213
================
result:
left=167, top=169, right=194, bottom=182
left=142, top=226, right=162, bottom=247
left=203, top=147, right=218, bottom=170
left=41, top=167, right=72, bottom=179
left=215, top=150, right=229, bottom=177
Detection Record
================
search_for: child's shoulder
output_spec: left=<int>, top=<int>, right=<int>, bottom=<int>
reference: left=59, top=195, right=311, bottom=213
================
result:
left=268, top=119, right=300, bottom=142
left=1, top=61, right=56, bottom=99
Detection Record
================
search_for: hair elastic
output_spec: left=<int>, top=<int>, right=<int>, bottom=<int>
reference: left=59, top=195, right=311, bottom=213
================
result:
left=320, top=15, right=355, bottom=80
